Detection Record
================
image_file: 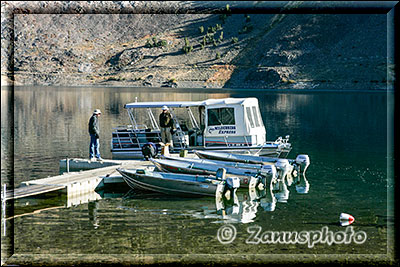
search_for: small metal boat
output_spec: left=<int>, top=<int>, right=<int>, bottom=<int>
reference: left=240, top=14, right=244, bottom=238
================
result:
left=195, top=150, right=310, bottom=173
left=161, top=155, right=264, bottom=171
left=117, top=168, right=240, bottom=197
left=150, top=158, right=257, bottom=187
left=195, top=150, right=284, bottom=164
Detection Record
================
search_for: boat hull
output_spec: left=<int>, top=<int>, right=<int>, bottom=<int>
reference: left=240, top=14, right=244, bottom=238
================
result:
left=150, top=158, right=256, bottom=187
left=112, top=144, right=290, bottom=159
left=194, top=150, right=291, bottom=165
left=117, top=168, right=220, bottom=197
left=161, top=155, right=264, bottom=171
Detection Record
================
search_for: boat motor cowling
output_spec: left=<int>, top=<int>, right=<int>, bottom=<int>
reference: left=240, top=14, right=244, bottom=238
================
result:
left=226, top=176, right=241, bottom=190
left=295, top=154, right=310, bottom=173
left=275, top=159, right=291, bottom=181
left=216, top=168, right=227, bottom=180
left=275, top=159, right=290, bottom=171
left=215, top=168, right=240, bottom=199
left=217, top=176, right=240, bottom=201
left=260, top=164, right=277, bottom=178
left=250, top=164, right=276, bottom=189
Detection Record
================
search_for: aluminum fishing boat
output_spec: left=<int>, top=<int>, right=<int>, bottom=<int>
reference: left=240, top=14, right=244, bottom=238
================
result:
left=194, top=150, right=311, bottom=181
left=117, top=168, right=240, bottom=197
left=111, top=98, right=291, bottom=159
left=161, top=155, right=263, bottom=171
left=195, top=150, right=309, bottom=169
left=150, top=158, right=258, bottom=187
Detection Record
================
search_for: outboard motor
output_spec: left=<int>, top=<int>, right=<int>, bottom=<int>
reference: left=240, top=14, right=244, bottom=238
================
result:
left=215, top=168, right=240, bottom=200
left=273, top=160, right=290, bottom=203
left=249, top=164, right=277, bottom=190
left=275, top=159, right=291, bottom=184
left=249, top=185, right=265, bottom=201
left=216, top=168, right=227, bottom=180
left=295, top=154, right=310, bottom=175
left=250, top=164, right=277, bottom=211
left=141, top=142, right=158, bottom=160
left=226, top=176, right=241, bottom=192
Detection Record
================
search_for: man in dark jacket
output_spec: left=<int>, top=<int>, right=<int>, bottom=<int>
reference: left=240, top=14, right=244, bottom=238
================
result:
left=88, top=109, right=103, bottom=161
left=159, top=106, right=175, bottom=147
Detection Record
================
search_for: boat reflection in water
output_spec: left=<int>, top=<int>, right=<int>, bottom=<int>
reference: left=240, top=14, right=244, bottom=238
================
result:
left=5, top=164, right=309, bottom=234
left=208, top=162, right=310, bottom=223
left=111, top=156, right=311, bottom=224
left=105, top=166, right=310, bottom=225
left=294, top=170, right=310, bottom=194
left=249, top=178, right=276, bottom=212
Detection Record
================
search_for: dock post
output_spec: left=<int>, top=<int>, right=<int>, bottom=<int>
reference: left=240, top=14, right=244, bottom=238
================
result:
left=66, top=157, right=70, bottom=173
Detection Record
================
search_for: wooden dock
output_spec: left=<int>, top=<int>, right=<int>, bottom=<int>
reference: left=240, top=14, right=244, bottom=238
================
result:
left=3, top=159, right=154, bottom=201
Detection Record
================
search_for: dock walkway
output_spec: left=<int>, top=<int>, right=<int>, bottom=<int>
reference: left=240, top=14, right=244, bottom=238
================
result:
left=4, top=159, right=154, bottom=201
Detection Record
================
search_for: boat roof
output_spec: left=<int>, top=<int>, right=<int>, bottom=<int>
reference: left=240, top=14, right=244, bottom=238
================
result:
left=124, top=97, right=258, bottom=109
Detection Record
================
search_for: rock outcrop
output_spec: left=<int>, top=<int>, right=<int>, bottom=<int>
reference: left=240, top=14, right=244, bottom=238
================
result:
left=1, top=1, right=392, bottom=89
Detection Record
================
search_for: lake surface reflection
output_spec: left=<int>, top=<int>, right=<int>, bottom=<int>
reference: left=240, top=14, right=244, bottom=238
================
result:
left=1, top=86, right=393, bottom=264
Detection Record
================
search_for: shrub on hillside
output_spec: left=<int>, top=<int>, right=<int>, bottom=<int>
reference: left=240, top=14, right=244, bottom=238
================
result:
left=145, top=37, right=167, bottom=48
left=182, top=37, right=193, bottom=54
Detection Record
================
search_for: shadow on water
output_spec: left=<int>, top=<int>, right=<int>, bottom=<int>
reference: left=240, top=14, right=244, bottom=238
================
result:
left=121, top=189, right=208, bottom=201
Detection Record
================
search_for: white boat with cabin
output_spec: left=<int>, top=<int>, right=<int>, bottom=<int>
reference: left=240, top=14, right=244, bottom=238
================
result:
left=111, top=97, right=291, bottom=159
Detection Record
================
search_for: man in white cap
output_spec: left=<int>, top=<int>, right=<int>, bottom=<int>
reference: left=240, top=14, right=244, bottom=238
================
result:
left=88, top=109, right=103, bottom=161
left=159, top=105, right=175, bottom=147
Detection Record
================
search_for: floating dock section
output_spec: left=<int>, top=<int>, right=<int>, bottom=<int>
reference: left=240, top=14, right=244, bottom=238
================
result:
left=4, top=158, right=154, bottom=202
left=59, top=158, right=123, bottom=171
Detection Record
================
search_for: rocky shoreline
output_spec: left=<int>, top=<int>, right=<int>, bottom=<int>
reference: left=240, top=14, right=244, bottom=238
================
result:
left=1, top=1, right=394, bottom=90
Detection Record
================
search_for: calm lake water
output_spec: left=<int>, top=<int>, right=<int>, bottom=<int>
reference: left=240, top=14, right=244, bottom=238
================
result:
left=1, top=86, right=394, bottom=264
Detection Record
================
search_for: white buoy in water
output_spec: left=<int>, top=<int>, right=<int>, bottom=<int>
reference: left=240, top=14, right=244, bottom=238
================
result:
left=340, top=213, right=355, bottom=226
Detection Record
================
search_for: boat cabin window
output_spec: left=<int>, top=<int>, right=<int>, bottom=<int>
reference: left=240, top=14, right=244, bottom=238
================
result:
left=256, top=106, right=264, bottom=127
left=252, top=106, right=261, bottom=127
left=207, top=107, right=235, bottom=126
left=246, top=106, right=255, bottom=128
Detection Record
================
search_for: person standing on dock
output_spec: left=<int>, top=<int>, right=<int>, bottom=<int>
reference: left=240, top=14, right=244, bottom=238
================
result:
left=88, top=109, right=103, bottom=161
left=159, top=106, right=175, bottom=148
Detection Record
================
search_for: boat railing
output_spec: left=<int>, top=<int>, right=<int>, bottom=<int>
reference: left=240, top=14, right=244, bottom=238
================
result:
left=112, top=125, right=149, bottom=131
left=147, top=108, right=160, bottom=131
left=223, top=135, right=229, bottom=147
left=186, top=107, right=200, bottom=129
left=172, top=129, right=188, bottom=148
left=115, top=131, right=123, bottom=148
left=112, top=125, right=163, bottom=149
left=244, top=135, right=250, bottom=147
left=275, top=135, right=290, bottom=144
left=215, top=135, right=254, bottom=148
left=113, top=130, right=140, bottom=149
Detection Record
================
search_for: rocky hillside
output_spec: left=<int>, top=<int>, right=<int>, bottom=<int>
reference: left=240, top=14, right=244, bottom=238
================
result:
left=1, top=1, right=392, bottom=89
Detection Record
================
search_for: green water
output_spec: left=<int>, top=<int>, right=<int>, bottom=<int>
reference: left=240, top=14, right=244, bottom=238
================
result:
left=1, top=86, right=394, bottom=264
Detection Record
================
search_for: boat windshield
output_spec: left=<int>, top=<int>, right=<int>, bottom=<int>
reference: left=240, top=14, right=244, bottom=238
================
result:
left=127, top=106, right=203, bottom=132
left=207, top=107, right=235, bottom=126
